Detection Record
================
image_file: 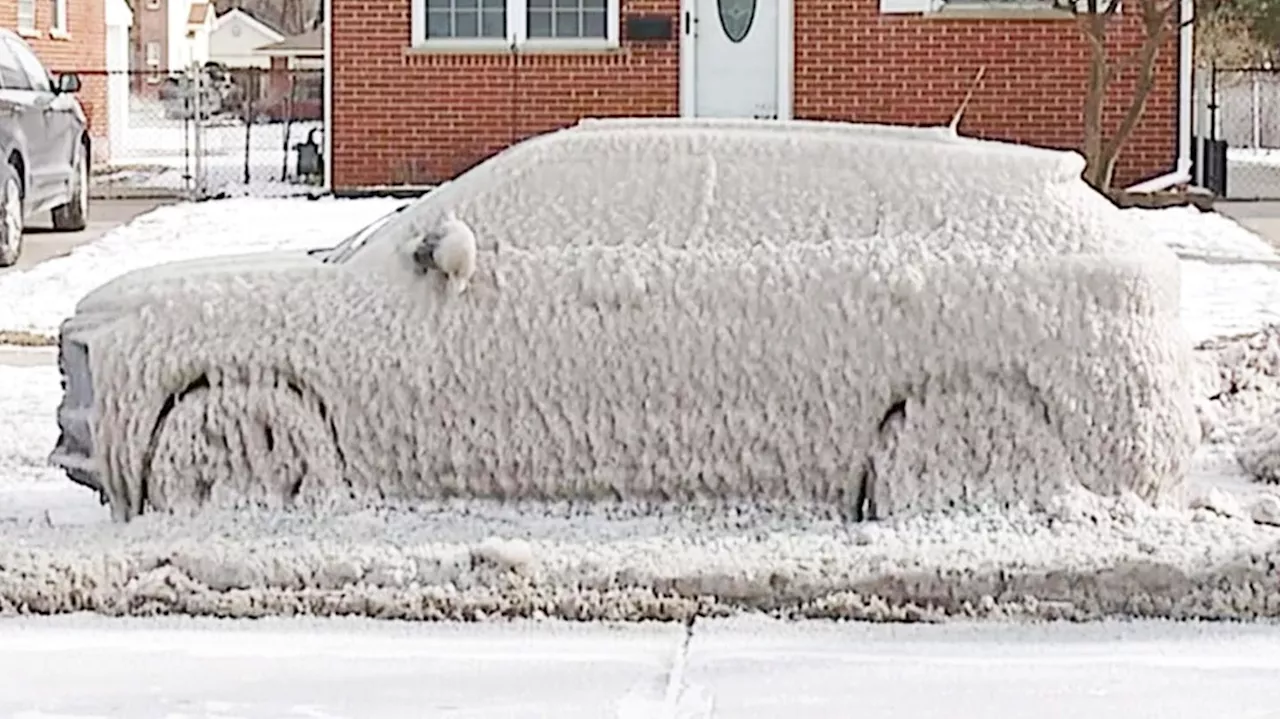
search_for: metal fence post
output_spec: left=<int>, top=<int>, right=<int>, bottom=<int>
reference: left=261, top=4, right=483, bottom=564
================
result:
left=1194, top=66, right=1209, bottom=187
left=192, top=63, right=205, bottom=199
left=1252, top=71, right=1262, bottom=149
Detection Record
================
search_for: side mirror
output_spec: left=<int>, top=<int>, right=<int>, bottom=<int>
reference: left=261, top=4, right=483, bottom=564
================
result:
left=55, top=72, right=81, bottom=94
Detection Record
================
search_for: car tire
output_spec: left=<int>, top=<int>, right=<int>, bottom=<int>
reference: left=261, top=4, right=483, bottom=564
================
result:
left=0, top=161, right=24, bottom=268
left=51, top=141, right=89, bottom=232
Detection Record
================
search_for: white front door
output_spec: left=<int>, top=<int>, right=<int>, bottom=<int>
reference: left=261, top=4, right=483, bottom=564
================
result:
left=692, top=0, right=778, bottom=119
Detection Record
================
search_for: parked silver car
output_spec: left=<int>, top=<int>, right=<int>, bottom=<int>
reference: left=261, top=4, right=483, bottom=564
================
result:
left=0, top=28, right=89, bottom=267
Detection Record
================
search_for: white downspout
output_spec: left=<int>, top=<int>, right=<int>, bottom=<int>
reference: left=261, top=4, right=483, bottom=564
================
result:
left=1127, top=0, right=1195, bottom=192
left=323, top=1, right=332, bottom=193
left=1177, top=0, right=1193, bottom=171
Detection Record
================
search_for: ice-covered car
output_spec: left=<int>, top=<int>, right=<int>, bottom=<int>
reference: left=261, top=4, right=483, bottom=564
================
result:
left=50, top=118, right=1200, bottom=522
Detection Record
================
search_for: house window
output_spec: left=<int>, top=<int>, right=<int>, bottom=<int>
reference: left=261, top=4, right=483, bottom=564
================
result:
left=145, top=0, right=161, bottom=8
left=51, top=0, right=68, bottom=33
left=17, top=0, right=36, bottom=33
left=145, top=41, right=161, bottom=67
left=426, top=0, right=507, bottom=39
left=415, top=0, right=619, bottom=48
left=527, top=0, right=607, bottom=39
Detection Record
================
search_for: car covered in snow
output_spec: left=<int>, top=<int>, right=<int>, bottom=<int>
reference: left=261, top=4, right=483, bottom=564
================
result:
left=50, top=118, right=1201, bottom=522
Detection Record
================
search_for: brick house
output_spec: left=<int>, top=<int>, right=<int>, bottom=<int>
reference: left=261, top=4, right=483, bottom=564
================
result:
left=329, top=0, right=1190, bottom=190
left=4, top=0, right=110, bottom=162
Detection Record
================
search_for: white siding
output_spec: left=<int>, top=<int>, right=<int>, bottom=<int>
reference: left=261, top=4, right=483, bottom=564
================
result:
left=167, top=0, right=190, bottom=70
left=879, top=0, right=932, bottom=12
left=209, top=13, right=279, bottom=68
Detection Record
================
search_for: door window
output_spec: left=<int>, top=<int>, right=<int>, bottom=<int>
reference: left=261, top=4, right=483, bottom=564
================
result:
left=0, top=40, right=31, bottom=91
left=3, top=38, right=52, bottom=93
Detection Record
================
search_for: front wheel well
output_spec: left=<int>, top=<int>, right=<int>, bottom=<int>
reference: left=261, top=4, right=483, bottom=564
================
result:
left=7, top=151, right=24, bottom=197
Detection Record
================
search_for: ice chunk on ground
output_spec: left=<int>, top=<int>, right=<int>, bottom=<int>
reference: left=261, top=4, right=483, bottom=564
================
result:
left=1236, top=410, right=1280, bottom=483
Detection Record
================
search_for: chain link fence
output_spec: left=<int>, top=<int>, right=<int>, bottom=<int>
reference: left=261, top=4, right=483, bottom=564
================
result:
left=1201, top=66, right=1280, bottom=200
left=88, top=66, right=325, bottom=200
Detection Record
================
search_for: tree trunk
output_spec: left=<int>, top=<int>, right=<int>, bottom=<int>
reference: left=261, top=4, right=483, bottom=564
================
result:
left=1080, top=13, right=1111, bottom=189
left=1077, top=0, right=1175, bottom=192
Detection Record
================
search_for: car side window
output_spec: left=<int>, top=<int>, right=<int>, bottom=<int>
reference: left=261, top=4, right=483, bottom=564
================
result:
left=0, top=39, right=30, bottom=91
left=3, top=38, right=51, bottom=93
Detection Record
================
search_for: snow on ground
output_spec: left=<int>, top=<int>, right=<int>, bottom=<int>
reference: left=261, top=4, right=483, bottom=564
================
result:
left=0, top=196, right=408, bottom=338
left=3, top=200, right=1280, bottom=621
left=3, top=616, right=1280, bottom=718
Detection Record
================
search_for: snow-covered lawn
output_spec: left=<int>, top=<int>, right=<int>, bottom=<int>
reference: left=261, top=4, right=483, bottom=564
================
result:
left=2, top=198, right=1280, bottom=624
left=3, top=616, right=1280, bottom=717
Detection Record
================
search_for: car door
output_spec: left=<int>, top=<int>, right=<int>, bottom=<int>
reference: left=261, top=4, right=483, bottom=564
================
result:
left=0, top=37, right=49, bottom=205
left=4, top=35, right=75, bottom=205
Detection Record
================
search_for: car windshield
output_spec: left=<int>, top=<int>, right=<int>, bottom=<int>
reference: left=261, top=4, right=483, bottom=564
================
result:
left=316, top=204, right=412, bottom=264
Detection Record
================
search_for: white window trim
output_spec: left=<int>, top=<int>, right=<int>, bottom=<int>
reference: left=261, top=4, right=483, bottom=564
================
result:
left=410, top=0, right=621, bottom=52
left=50, top=0, right=70, bottom=36
left=145, top=41, right=161, bottom=67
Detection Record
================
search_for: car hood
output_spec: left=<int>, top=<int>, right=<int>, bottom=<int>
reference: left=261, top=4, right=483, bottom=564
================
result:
left=75, top=249, right=324, bottom=315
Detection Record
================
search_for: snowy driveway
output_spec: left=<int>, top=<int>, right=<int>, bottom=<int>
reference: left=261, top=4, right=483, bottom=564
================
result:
left=3, top=616, right=1280, bottom=718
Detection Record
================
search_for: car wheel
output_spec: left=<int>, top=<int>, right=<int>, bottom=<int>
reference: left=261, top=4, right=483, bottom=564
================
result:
left=856, top=373, right=1077, bottom=520
left=142, top=377, right=347, bottom=515
left=52, top=141, right=89, bottom=232
left=0, top=163, right=24, bottom=268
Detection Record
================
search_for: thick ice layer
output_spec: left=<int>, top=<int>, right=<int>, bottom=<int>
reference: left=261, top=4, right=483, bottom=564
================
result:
left=4, top=492, right=1280, bottom=622
left=63, top=120, right=1199, bottom=521
left=1195, top=326, right=1280, bottom=449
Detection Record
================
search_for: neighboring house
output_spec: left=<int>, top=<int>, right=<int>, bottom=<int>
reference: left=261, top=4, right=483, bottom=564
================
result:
left=209, top=7, right=284, bottom=69
left=129, top=0, right=210, bottom=91
left=254, top=23, right=323, bottom=70
left=184, top=2, right=214, bottom=66
left=328, top=0, right=1189, bottom=191
left=2, top=0, right=116, bottom=164
left=253, top=24, right=324, bottom=121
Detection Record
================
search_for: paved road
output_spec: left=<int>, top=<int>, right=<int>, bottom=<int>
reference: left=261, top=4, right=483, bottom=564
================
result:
left=1, top=616, right=1279, bottom=719
left=1, top=198, right=174, bottom=275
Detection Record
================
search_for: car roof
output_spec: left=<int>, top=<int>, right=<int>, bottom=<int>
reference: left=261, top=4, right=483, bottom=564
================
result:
left=350, top=117, right=1133, bottom=271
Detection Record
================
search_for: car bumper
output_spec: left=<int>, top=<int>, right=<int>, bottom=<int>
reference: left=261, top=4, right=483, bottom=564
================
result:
left=48, top=318, right=102, bottom=497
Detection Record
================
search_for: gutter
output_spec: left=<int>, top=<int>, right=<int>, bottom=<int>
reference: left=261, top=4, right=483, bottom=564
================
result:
left=323, top=0, right=333, bottom=193
left=1177, top=0, right=1193, bottom=173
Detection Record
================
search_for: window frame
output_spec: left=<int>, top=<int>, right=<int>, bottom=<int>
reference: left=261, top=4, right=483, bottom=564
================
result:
left=5, top=37, right=53, bottom=93
left=411, top=0, right=620, bottom=52
left=145, top=40, right=162, bottom=67
left=0, top=39, right=31, bottom=90
left=50, top=0, right=69, bottom=35
left=17, top=0, right=37, bottom=34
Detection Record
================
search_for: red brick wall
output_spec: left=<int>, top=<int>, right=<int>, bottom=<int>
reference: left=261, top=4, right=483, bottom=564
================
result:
left=331, top=0, right=1178, bottom=189
left=793, top=5, right=1178, bottom=188
left=331, top=0, right=679, bottom=186
left=2, top=0, right=109, bottom=161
